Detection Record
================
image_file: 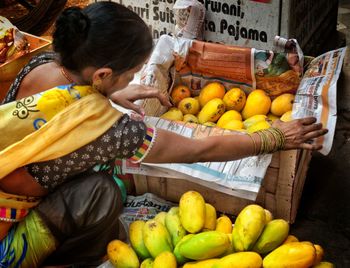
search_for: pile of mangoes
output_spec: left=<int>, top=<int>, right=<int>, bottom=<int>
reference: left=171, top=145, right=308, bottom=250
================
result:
left=107, top=191, right=334, bottom=268
left=160, top=82, right=295, bottom=132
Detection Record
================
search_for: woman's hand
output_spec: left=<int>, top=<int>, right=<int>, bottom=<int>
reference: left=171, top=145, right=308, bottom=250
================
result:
left=272, top=117, right=328, bottom=150
left=109, top=84, right=172, bottom=114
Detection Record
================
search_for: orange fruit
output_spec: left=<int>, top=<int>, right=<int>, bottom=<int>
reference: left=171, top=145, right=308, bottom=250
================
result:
left=198, top=82, right=226, bottom=107
left=171, top=85, right=191, bottom=106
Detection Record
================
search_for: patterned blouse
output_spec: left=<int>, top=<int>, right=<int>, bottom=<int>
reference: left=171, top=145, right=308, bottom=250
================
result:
left=2, top=52, right=157, bottom=192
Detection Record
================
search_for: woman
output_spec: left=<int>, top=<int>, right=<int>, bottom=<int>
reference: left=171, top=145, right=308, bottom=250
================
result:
left=0, top=2, right=327, bottom=267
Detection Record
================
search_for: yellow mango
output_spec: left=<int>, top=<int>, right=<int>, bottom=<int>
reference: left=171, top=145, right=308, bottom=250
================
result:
left=243, top=114, right=268, bottom=129
left=212, top=252, right=262, bottom=268
left=183, top=258, right=220, bottom=268
left=143, top=219, right=173, bottom=258
left=165, top=207, right=187, bottom=247
left=252, top=219, right=290, bottom=254
left=203, top=203, right=217, bottom=230
left=217, top=110, right=242, bottom=128
left=271, top=93, right=295, bottom=116
left=173, top=234, right=194, bottom=265
left=264, top=209, right=273, bottom=223
left=280, top=110, right=293, bottom=122
left=179, top=230, right=230, bottom=260
left=267, top=113, right=280, bottom=122
left=129, top=221, right=151, bottom=259
left=154, top=211, right=167, bottom=226
left=313, top=261, right=335, bottom=268
left=183, top=114, right=199, bottom=124
left=242, top=89, right=271, bottom=119
left=199, top=82, right=226, bottom=107
left=198, top=98, right=226, bottom=124
left=153, top=251, right=177, bottom=268
left=215, top=215, right=233, bottom=234
left=313, top=244, right=325, bottom=265
left=232, top=204, right=266, bottom=251
left=160, top=107, right=183, bottom=121
left=222, top=233, right=234, bottom=256
left=282, top=235, right=299, bottom=245
left=140, top=258, right=154, bottom=268
left=247, top=120, right=271, bottom=133
left=178, top=97, right=200, bottom=115
left=223, top=87, right=246, bottom=112
left=107, top=240, right=139, bottom=268
left=179, top=191, right=206, bottom=233
left=203, top=122, right=216, bottom=127
left=263, top=242, right=317, bottom=268
left=221, top=120, right=244, bottom=131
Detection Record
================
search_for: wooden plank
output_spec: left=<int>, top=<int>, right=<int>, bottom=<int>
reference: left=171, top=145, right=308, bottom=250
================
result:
left=263, top=167, right=279, bottom=194
left=269, top=152, right=280, bottom=168
left=264, top=192, right=277, bottom=217
left=134, top=174, right=149, bottom=195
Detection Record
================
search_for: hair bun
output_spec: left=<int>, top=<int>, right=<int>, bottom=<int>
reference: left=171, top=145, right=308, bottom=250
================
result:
left=53, top=7, right=90, bottom=54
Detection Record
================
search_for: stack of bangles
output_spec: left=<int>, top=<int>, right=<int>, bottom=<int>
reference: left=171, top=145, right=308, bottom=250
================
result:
left=249, top=127, right=286, bottom=155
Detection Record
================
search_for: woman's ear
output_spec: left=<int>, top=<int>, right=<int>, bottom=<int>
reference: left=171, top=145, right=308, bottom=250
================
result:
left=92, top=67, right=113, bottom=83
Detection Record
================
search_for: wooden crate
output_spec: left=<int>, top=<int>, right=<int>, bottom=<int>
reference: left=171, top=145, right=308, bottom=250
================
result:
left=133, top=149, right=312, bottom=223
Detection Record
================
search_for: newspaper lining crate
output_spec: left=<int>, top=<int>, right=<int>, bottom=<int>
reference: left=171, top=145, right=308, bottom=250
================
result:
left=133, top=149, right=312, bottom=223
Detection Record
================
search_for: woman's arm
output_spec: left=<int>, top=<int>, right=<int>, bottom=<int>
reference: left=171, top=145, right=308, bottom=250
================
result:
left=143, top=117, right=327, bottom=164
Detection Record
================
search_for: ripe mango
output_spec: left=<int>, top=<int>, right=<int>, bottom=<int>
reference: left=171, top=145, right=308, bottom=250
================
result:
left=143, top=219, right=173, bottom=258
left=243, top=114, right=268, bottom=129
left=247, top=120, right=271, bottom=133
left=178, top=97, right=200, bottom=115
left=280, top=110, right=293, bottom=122
left=252, top=219, right=290, bottom=254
left=263, top=241, right=316, bottom=268
left=242, top=89, right=271, bottom=119
left=203, top=203, right=217, bottom=230
left=264, top=209, right=273, bottom=223
left=183, top=258, right=219, bottom=268
left=216, top=110, right=242, bottom=128
left=199, top=82, right=226, bottom=107
left=129, top=220, right=151, bottom=259
left=183, top=114, right=199, bottom=124
left=179, top=231, right=230, bottom=260
left=221, top=120, right=244, bottom=131
left=179, top=191, right=206, bottom=233
left=313, top=261, right=335, bottom=268
left=165, top=207, right=187, bottom=247
left=198, top=98, right=226, bottom=124
left=171, top=84, right=191, bottom=106
left=140, top=258, right=154, bottom=268
left=215, top=215, right=233, bottom=234
left=271, top=93, right=295, bottom=116
left=153, top=251, right=177, bottom=268
left=232, top=204, right=266, bottom=251
left=223, top=87, right=246, bottom=112
left=107, top=240, right=139, bottom=268
left=160, top=107, right=183, bottom=121
left=313, top=244, right=325, bottom=265
left=222, top=233, right=234, bottom=256
left=173, top=234, right=194, bottom=265
left=203, top=122, right=216, bottom=127
left=282, top=234, right=299, bottom=245
left=267, top=112, right=280, bottom=122
left=212, top=252, right=263, bottom=268
left=154, top=211, right=167, bottom=226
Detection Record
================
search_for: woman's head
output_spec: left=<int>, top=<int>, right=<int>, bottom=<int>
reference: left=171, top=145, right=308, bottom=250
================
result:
left=53, top=2, right=153, bottom=94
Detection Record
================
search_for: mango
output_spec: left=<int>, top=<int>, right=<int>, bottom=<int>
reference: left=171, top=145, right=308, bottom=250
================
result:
left=173, top=234, right=194, bottom=265
left=217, top=110, right=242, bottom=128
left=280, top=110, right=293, bottom=122
left=271, top=93, right=295, bottom=116
left=283, top=235, right=299, bottom=244
left=263, top=241, right=317, bottom=268
left=183, top=114, right=199, bottom=124
left=140, top=258, right=154, bottom=268
left=203, top=203, right=217, bottom=230
left=179, top=191, right=206, bottom=233
left=242, top=89, right=271, bottom=119
left=178, top=97, right=200, bottom=115
left=222, top=233, right=234, bottom=256
left=264, top=209, right=273, bottom=223
left=198, top=98, right=226, bottom=124
left=203, top=122, right=216, bottom=127
left=143, top=219, right=173, bottom=258
left=221, top=120, right=244, bottom=131
left=183, top=259, right=219, bottom=268
left=153, top=251, right=177, bottom=268
left=252, top=219, right=290, bottom=254
left=232, top=204, right=266, bottom=251
left=129, top=220, right=151, bottom=259
left=247, top=120, right=271, bottom=133
left=160, top=107, right=183, bottom=121
left=243, top=114, right=268, bottom=129
left=199, top=82, right=226, bottom=107
left=154, top=211, right=167, bottom=226
left=212, top=252, right=262, bottom=268
left=165, top=207, right=187, bottom=247
left=215, top=215, right=233, bottom=234
left=179, top=230, right=230, bottom=260
left=171, top=84, right=191, bottom=106
left=223, top=87, right=246, bottom=112
left=107, top=240, right=139, bottom=268
left=313, top=261, right=335, bottom=268
left=267, top=113, right=280, bottom=122
left=313, top=244, right=325, bottom=265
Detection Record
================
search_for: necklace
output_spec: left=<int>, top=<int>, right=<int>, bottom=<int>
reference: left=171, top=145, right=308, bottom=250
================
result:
left=60, top=67, right=75, bottom=84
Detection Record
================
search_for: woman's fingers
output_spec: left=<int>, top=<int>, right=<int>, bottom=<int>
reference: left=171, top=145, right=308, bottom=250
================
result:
left=299, top=116, right=317, bottom=125
left=302, top=123, right=323, bottom=134
left=303, top=128, right=328, bottom=140
left=298, top=142, right=323, bottom=150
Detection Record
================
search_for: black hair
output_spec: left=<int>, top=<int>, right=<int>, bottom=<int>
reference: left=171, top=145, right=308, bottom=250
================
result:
left=53, top=1, right=153, bottom=75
